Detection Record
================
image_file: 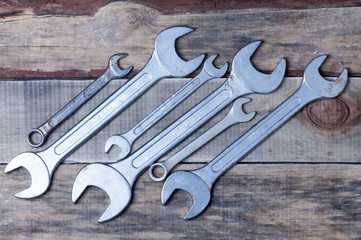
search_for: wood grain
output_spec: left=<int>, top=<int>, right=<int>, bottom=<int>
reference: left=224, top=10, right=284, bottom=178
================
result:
left=2, top=163, right=361, bottom=239
left=1, top=77, right=360, bottom=165
left=0, top=2, right=359, bottom=78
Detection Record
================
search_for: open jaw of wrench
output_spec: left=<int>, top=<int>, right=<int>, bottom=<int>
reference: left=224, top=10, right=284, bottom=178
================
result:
left=149, top=97, right=256, bottom=182
left=26, top=54, right=132, bottom=148
left=4, top=26, right=205, bottom=199
left=161, top=55, right=348, bottom=220
left=71, top=41, right=286, bottom=222
left=105, top=55, right=228, bottom=160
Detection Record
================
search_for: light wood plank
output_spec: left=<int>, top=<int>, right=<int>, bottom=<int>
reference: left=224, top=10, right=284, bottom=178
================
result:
left=0, top=2, right=359, bottom=78
left=2, top=164, right=361, bottom=239
left=0, top=77, right=360, bottom=164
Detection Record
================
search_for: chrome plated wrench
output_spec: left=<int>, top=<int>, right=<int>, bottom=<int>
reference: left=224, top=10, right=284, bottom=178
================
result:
left=71, top=41, right=286, bottom=222
left=5, top=26, right=205, bottom=199
left=105, top=55, right=228, bottom=160
left=149, top=97, right=256, bottom=181
left=161, top=55, right=348, bottom=219
left=27, top=54, right=131, bottom=148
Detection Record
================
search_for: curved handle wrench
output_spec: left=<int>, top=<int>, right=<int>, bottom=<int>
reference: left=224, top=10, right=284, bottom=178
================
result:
left=161, top=55, right=348, bottom=220
left=105, top=55, right=228, bottom=160
left=71, top=41, right=286, bottom=222
left=5, top=26, right=205, bottom=199
left=149, top=97, right=256, bottom=181
left=26, top=54, right=131, bottom=148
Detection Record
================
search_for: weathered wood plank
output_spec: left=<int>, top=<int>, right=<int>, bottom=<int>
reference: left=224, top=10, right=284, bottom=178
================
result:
left=0, top=0, right=359, bottom=16
left=2, top=163, right=361, bottom=239
left=1, top=77, right=359, bottom=164
left=0, top=2, right=359, bottom=78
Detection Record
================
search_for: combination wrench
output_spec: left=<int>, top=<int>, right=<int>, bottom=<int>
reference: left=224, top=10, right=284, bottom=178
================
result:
left=5, top=26, right=205, bottom=198
left=71, top=41, right=286, bottom=222
left=105, top=55, right=228, bottom=160
left=149, top=97, right=256, bottom=182
left=26, top=54, right=131, bottom=148
left=161, top=55, right=348, bottom=219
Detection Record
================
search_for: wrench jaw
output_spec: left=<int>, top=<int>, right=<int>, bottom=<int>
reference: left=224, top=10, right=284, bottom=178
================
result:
left=72, top=163, right=132, bottom=222
left=161, top=171, right=211, bottom=220
left=303, top=55, right=348, bottom=98
left=104, top=135, right=131, bottom=160
left=108, top=54, right=133, bottom=78
left=153, top=27, right=205, bottom=77
left=203, top=55, right=228, bottom=78
left=231, top=41, right=286, bottom=94
left=4, top=152, right=50, bottom=198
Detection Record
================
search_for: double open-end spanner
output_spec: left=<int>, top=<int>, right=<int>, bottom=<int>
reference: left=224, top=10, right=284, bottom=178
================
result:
left=26, top=54, right=132, bottom=148
left=4, top=26, right=205, bottom=198
left=105, top=55, right=228, bottom=160
left=149, top=97, right=256, bottom=181
left=161, top=55, right=348, bottom=219
left=71, top=41, right=286, bottom=222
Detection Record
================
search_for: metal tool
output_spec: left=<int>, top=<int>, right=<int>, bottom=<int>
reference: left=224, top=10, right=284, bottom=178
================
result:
left=149, top=97, right=256, bottom=181
left=4, top=26, right=205, bottom=199
left=71, top=41, right=286, bottom=222
left=161, top=55, right=348, bottom=219
left=26, top=54, right=132, bottom=148
left=105, top=55, right=228, bottom=160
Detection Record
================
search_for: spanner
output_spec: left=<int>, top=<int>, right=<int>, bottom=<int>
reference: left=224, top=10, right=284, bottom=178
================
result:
left=105, top=55, right=228, bottom=160
left=149, top=97, right=256, bottom=182
left=71, top=41, right=286, bottom=222
left=5, top=26, right=205, bottom=198
left=27, top=54, right=132, bottom=148
left=161, top=55, right=348, bottom=219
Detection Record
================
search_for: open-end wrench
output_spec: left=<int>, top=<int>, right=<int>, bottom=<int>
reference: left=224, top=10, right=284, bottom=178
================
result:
left=4, top=26, right=205, bottom=199
left=105, top=55, right=228, bottom=160
left=161, top=55, right=348, bottom=219
left=27, top=54, right=132, bottom=148
left=149, top=97, right=256, bottom=182
left=71, top=41, right=286, bottom=222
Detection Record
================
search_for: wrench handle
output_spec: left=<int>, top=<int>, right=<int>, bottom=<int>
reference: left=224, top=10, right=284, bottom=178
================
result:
left=120, top=70, right=214, bottom=148
left=195, top=84, right=317, bottom=187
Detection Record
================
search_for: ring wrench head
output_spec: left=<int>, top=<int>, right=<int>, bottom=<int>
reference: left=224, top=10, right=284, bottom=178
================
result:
left=161, top=171, right=210, bottom=220
left=72, top=164, right=131, bottom=222
left=231, top=41, right=286, bottom=94
left=4, top=153, right=50, bottom=198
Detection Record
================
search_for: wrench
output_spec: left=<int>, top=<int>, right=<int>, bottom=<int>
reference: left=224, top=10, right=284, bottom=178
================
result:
left=161, top=55, right=348, bottom=219
left=105, top=55, right=228, bottom=160
left=26, top=54, right=132, bottom=148
left=149, top=97, right=256, bottom=182
left=71, top=41, right=286, bottom=222
left=5, top=26, right=205, bottom=199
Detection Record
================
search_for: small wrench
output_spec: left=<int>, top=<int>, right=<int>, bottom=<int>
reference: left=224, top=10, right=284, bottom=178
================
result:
left=71, top=41, right=286, bottom=222
left=26, top=54, right=132, bottom=148
left=149, top=97, right=256, bottom=182
left=161, top=55, right=348, bottom=219
left=5, top=26, right=205, bottom=198
left=105, top=55, right=228, bottom=160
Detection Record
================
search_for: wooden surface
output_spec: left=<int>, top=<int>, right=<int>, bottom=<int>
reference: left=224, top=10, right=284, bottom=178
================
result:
left=0, top=1, right=360, bottom=239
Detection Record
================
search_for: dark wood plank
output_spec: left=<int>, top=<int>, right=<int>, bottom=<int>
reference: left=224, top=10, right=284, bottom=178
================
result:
left=2, top=163, right=361, bottom=239
left=0, top=2, right=359, bottom=78
left=1, top=77, right=360, bottom=165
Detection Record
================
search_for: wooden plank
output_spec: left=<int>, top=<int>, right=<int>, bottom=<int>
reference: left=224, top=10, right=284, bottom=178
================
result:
left=0, top=0, right=359, bottom=16
left=1, top=77, right=360, bottom=164
left=0, top=2, right=359, bottom=78
left=2, top=163, right=361, bottom=239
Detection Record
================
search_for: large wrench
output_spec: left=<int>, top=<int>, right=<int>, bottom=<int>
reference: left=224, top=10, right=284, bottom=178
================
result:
left=161, top=55, right=348, bottom=219
left=149, top=97, right=256, bottom=181
left=71, top=41, right=286, bottom=222
left=5, top=26, right=205, bottom=199
left=26, top=54, right=132, bottom=148
left=105, top=55, right=228, bottom=160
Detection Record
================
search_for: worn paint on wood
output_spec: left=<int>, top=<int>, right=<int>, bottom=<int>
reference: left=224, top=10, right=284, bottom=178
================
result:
left=0, top=2, right=359, bottom=78
left=1, top=77, right=359, bottom=165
